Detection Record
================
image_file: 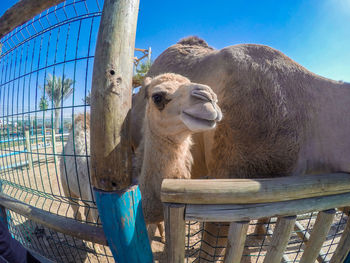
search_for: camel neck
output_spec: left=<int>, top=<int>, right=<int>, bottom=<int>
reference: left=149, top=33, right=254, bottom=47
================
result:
left=138, top=121, right=193, bottom=223
left=142, top=121, right=193, bottom=180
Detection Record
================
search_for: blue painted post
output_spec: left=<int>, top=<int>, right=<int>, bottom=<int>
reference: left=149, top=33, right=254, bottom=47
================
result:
left=90, top=0, right=152, bottom=262
left=345, top=253, right=350, bottom=263
left=94, top=185, right=153, bottom=262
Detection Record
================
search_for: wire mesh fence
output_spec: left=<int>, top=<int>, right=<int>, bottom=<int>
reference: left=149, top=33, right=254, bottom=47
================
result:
left=1, top=1, right=349, bottom=263
left=181, top=211, right=348, bottom=263
left=0, top=0, right=116, bottom=262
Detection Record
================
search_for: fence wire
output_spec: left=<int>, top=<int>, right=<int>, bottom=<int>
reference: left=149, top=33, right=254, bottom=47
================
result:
left=1, top=1, right=348, bottom=263
left=0, top=0, right=115, bottom=262
left=182, top=211, right=347, bottom=263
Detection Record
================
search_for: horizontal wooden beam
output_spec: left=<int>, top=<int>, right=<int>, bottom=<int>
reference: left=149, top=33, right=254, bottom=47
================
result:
left=0, top=192, right=107, bottom=245
left=0, top=0, right=65, bottom=39
left=161, top=173, right=350, bottom=204
left=185, top=191, right=350, bottom=222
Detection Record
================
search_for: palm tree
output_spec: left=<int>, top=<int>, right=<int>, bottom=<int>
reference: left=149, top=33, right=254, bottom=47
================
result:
left=132, top=61, right=152, bottom=89
left=82, top=90, right=91, bottom=105
left=39, top=96, right=49, bottom=111
left=43, top=74, right=74, bottom=132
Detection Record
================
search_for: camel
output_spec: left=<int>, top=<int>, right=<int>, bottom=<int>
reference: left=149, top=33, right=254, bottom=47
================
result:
left=59, top=114, right=105, bottom=252
left=130, top=36, right=350, bottom=261
left=60, top=73, right=222, bottom=252
left=134, top=73, right=222, bottom=226
left=59, top=114, right=98, bottom=224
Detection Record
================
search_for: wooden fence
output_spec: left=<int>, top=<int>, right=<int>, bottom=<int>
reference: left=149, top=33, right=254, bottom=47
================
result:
left=161, top=173, right=350, bottom=262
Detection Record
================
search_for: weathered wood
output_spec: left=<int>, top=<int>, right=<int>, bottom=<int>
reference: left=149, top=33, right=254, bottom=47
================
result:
left=24, top=130, right=33, bottom=170
left=294, top=221, right=327, bottom=263
left=263, top=216, right=296, bottom=263
left=51, top=129, right=57, bottom=165
left=185, top=192, right=350, bottom=222
left=261, top=224, right=291, bottom=263
left=91, top=0, right=139, bottom=191
left=161, top=173, right=350, bottom=204
left=224, top=221, right=249, bottom=263
left=0, top=192, right=107, bottom=245
left=299, top=209, right=335, bottom=263
left=0, top=0, right=65, bottom=39
left=164, top=203, right=186, bottom=263
left=94, top=185, right=153, bottom=262
left=330, top=216, right=350, bottom=263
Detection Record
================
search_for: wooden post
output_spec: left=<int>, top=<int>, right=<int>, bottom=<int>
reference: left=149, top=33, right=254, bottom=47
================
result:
left=0, top=0, right=65, bottom=39
left=91, top=0, right=137, bottom=191
left=164, top=203, right=186, bottom=263
left=263, top=216, right=296, bottom=263
left=24, top=130, right=32, bottom=170
left=52, top=129, right=57, bottom=164
left=90, top=0, right=152, bottom=262
left=148, top=47, right=152, bottom=64
left=294, top=221, right=327, bottom=262
left=224, top=221, right=249, bottom=263
left=330, top=215, right=350, bottom=263
left=299, top=209, right=335, bottom=263
left=94, top=186, right=152, bottom=261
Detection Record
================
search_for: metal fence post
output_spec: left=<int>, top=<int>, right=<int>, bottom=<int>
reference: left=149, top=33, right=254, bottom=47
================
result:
left=91, top=0, right=153, bottom=262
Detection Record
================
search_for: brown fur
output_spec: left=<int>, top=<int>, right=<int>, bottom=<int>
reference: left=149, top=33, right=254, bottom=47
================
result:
left=133, top=37, right=350, bottom=179
left=131, top=37, right=350, bottom=261
left=136, top=73, right=221, bottom=224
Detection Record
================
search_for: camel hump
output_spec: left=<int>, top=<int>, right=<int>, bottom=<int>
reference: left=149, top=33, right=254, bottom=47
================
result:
left=177, top=36, right=213, bottom=49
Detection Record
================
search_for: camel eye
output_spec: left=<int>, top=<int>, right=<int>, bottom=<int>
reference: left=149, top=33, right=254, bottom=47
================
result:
left=151, top=92, right=170, bottom=111
left=152, top=93, right=163, bottom=105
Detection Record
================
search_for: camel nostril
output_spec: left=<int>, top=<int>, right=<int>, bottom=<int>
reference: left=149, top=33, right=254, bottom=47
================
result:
left=191, top=89, right=212, bottom=102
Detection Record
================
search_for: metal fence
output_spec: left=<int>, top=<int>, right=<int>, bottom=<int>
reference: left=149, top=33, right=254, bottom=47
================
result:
left=1, top=1, right=349, bottom=263
left=0, top=0, right=114, bottom=262
left=182, top=213, right=347, bottom=262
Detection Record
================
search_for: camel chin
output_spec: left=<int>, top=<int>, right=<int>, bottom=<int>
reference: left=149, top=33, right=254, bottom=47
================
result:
left=181, top=111, right=217, bottom=132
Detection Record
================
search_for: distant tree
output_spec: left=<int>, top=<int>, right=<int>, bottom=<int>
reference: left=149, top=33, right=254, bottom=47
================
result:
left=42, top=74, right=74, bottom=132
left=39, top=96, right=49, bottom=111
left=82, top=90, right=91, bottom=105
left=132, top=61, right=152, bottom=89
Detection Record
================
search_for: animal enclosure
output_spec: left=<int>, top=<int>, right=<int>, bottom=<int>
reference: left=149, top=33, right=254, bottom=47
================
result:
left=161, top=175, right=350, bottom=262
left=0, top=0, right=111, bottom=262
left=1, top=0, right=350, bottom=263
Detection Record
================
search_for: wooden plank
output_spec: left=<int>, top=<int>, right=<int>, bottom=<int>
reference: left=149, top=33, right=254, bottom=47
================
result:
left=299, top=209, right=335, bottom=263
left=185, top=192, right=350, bottom=222
left=164, top=203, right=186, bottom=263
left=90, top=0, right=138, bottom=191
left=294, top=220, right=327, bottom=262
left=0, top=0, right=65, bottom=39
left=94, top=185, right=153, bottom=262
left=0, top=192, right=106, bottom=245
left=24, top=130, right=33, bottom=170
left=263, top=216, right=296, bottom=263
left=161, top=173, right=350, bottom=204
left=261, top=225, right=291, bottom=263
left=224, top=221, right=249, bottom=263
left=330, top=215, right=350, bottom=263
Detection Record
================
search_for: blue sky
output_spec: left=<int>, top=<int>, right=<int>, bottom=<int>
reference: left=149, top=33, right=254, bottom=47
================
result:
left=135, top=0, right=349, bottom=82
left=0, top=0, right=349, bottom=120
left=0, top=0, right=349, bottom=82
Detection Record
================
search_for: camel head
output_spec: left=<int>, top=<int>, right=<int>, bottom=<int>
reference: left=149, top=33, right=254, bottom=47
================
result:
left=143, top=73, right=222, bottom=140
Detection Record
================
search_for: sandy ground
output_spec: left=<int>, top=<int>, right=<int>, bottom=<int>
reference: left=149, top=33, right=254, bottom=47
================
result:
left=0, top=141, right=347, bottom=262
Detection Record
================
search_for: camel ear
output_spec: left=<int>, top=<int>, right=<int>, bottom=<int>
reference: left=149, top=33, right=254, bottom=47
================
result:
left=143, top=77, right=152, bottom=99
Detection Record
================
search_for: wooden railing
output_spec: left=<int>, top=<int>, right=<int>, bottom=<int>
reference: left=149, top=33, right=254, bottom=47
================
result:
left=161, top=173, right=350, bottom=263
